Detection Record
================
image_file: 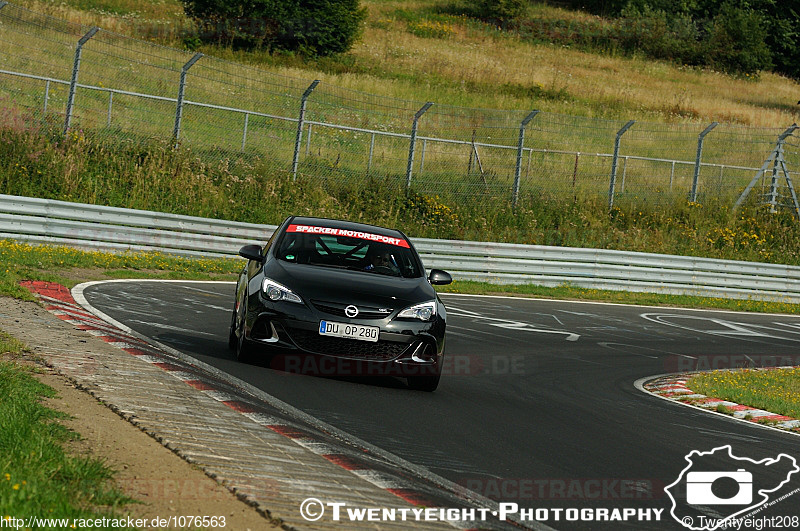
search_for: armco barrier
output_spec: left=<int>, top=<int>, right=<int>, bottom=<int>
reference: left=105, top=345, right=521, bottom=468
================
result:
left=0, top=194, right=276, bottom=257
left=2, top=194, right=800, bottom=303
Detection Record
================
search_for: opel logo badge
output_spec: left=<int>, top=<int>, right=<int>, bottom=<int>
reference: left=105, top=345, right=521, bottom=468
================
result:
left=344, top=305, right=359, bottom=318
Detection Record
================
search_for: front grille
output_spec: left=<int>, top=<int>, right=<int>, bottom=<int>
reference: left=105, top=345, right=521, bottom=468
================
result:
left=311, top=300, right=393, bottom=320
left=286, top=328, right=408, bottom=361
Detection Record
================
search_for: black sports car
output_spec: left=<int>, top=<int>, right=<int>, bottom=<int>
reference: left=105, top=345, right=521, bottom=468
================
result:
left=229, top=216, right=452, bottom=391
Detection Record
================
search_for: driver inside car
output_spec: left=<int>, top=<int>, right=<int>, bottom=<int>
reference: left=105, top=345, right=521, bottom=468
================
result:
left=364, top=248, right=401, bottom=275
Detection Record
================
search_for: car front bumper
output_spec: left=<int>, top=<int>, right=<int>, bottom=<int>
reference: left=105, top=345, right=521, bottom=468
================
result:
left=243, top=294, right=445, bottom=376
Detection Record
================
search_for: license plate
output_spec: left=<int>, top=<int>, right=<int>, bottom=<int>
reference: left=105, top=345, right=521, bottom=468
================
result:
left=319, top=321, right=379, bottom=342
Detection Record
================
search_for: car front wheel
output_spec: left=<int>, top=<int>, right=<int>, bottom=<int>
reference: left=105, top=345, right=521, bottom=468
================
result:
left=228, top=306, right=238, bottom=350
left=235, top=294, right=255, bottom=363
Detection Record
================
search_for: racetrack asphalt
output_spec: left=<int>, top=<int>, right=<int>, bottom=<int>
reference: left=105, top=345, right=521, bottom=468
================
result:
left=81, top=280, right=800, bottom=530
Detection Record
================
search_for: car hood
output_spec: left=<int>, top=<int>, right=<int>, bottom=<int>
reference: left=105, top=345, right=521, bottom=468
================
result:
left=265, top=260, right=435, bottom=309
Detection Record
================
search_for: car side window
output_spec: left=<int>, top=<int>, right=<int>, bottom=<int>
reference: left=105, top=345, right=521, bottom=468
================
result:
left=261, top=227, right=280, bottom=257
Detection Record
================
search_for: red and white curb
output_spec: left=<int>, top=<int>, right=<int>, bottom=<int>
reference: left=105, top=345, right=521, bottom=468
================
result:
left=21, top=281, right=484, bottom=529
left=642, top=372, right=800, bottom=434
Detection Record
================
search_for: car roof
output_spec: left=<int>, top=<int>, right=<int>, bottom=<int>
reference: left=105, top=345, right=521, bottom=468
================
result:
left=288, top=216, right=407, bottom=240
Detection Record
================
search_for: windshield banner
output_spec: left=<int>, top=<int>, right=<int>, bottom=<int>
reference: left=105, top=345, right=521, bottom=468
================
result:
left=287, top=224, right=410, bottom=248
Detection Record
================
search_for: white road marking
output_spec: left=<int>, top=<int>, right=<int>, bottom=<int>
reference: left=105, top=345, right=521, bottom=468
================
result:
left=180, top=285, right=231, bottom=296
left=442, top=292, right=800, bottom=317
left=595, top=342, right=658, bottom=359
left=448, top=306, right=580, bottom=341
left=442, top=329, right=484, bottom=341
left=127, top=319, right=218, bottom=337
left=771, top=322, right=800, bottom=332
left=596, top=342, right=696, bottom=359
left=642, top=313, right=800, bottom=343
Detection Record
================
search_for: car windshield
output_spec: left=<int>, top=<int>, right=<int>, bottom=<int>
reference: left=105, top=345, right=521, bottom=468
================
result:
left=276, top=230, right=422, bottom=278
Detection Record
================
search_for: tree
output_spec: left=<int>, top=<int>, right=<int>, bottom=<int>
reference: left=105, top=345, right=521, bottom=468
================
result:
left=181, top=0, right=367, bottom=56
left=476, top=0, right=528, bottom=21
left=703, top=1, right=772, bottom=75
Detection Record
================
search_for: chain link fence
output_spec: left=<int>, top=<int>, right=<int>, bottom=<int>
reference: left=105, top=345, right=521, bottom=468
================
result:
left=0, top=2, right=796, bottom=212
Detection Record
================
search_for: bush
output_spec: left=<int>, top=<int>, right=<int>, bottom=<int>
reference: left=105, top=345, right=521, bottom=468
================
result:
left=180, top=0, right=367, bottom=56
left=557, top=0, right=784, bottom=77
left=618, top=5, right=701, bottom=64
left=477, top=0, right=527, bottom=22
left=703, top=2, right=772, bottom=75
left=282, top=0, right=367, bottom=55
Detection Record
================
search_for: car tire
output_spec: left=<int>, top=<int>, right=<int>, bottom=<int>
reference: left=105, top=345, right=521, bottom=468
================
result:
left=227, top=307, right=238, bottom=351
left=407, top=371, right=441, bottom=392
left=236, top=321, right=256, bottom=364
left=235, top=294, right=256, bottom=364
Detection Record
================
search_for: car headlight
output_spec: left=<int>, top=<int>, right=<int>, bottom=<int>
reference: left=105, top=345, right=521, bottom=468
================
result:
left=397, top=300, right=436, bottom=321
left=262, top=278, right=303, bottom=304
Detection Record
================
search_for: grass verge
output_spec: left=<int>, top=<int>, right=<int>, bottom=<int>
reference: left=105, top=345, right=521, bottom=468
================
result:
left=2, top=239, right=799, bottom=315
left=437, top=281, right=800, bottom=315
left=686, top=368, right=800, bottom=420
left=0, top=332, right=134, bottom=523
left=0, top=239, right=241, bottom=302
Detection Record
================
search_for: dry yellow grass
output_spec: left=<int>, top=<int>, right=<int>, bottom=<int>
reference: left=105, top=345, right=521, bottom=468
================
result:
left=347, top=22, right=799, bottom=126
left=12, top=0, right=800, bottom=127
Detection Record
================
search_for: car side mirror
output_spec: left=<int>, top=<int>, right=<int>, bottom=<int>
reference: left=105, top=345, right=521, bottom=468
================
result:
left=428, top=269, right=452, bottom=285
left=238, top=244, right=263, bottom=262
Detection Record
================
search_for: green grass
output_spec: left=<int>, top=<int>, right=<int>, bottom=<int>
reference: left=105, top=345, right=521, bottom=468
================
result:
left=716, top=403, right=733, bottom=415
left=687, top=368, right=800, bottom=420
left=12, top=0, right=799, bottom=128
left=2, top=239, right=800, bottom=316
left=0, top=330, right=25, bottom=356
left=2, top=120, right=800, bottom=267
left=1, top=0, right=797, bottom=233
left=437, top=281, right=800, bottom=315
left=0, top=335, right=135, bottom=524
left=0, top=239, right=241, bottom=298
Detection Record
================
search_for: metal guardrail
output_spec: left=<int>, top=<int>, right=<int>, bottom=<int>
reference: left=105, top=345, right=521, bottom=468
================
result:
left=2, top=194, right=800, bottom=303
left=0, top=194, right=275, bottom=258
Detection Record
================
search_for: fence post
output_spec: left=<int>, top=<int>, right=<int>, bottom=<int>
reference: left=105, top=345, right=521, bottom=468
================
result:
left=572, top=152, right=580, bottom=194
left=43, top=80, right=50, bottom=115
left=419, top=139, right=427, bottom=174
left=620, top=156, right=629, bottom=192
left=669, top=161, right=675, bottom=191
left=735, top=124, right=798, bottom=210
left=241, top=113, right=249, bottom=152
left=690, top=121, right=718, bottom=202
left=406, top=102, right=433, bottom=190
left=172, top=52, right=203, bottom=147
left=63, top=26, right=99, bottom=136
left=367, top=133, right=375, bottom=174
left=106, top=91, right=113, bottom=127
left=512, top=110, right=539, bottom=209
left=292, top=80, right=320, bottom=181
left=608, top=120, right=635, bottom=210
left=768, top=151, right=781, bottom=213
